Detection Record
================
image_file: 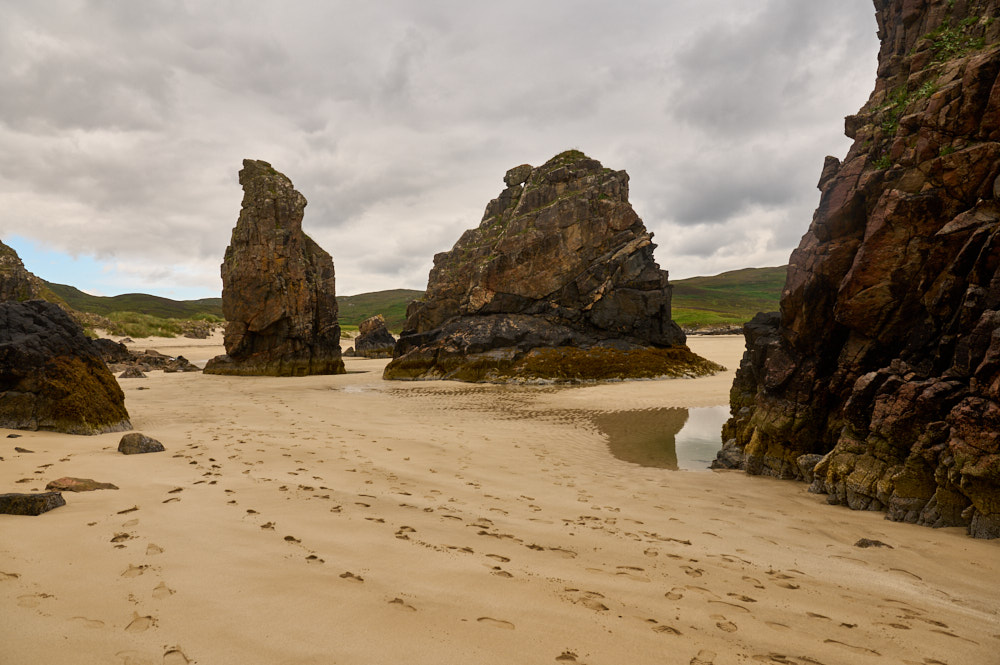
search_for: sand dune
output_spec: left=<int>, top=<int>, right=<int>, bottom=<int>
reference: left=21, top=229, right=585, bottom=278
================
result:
left=1, top=336, right=997, bottom=664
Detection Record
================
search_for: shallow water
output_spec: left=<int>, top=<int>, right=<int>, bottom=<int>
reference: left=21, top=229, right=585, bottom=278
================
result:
left=592, top=405, right=730, bottom=470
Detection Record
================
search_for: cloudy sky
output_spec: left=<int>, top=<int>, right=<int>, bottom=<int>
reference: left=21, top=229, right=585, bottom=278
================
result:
left=1, top=1, right=879, bottom=299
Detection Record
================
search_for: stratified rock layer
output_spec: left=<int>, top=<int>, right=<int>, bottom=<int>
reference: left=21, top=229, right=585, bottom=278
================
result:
left=0, top=300, right=132, bottom=434
left=718, top=1, right=1000, bottom=538
left=204, top=160, right=345, bottom=376
left=354, top=315, right=396, bottom=358
left=384, top=150, right=719, bottom=382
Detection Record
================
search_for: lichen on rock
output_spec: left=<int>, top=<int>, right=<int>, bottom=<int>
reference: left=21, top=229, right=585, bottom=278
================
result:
left=384, top=150, right=721, bottom=383
left=204, top=160, right=345, bottom=377
left=716, top=0, right=1000, bottom=539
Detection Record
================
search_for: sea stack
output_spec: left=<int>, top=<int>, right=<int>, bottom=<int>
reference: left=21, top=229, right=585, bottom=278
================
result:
left=0, top=300, right=132, bottom=434
left=716, top=1, right=1000, bottom=538
left=205, top=160, right=345, bottom=377
left=384, top=150, right=722, bottom=382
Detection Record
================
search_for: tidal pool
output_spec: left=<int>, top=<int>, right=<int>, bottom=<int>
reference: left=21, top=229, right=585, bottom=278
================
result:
left=592, top=405, right=730, bottom=470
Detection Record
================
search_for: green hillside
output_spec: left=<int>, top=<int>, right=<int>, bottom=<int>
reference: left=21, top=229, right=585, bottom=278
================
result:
left=338, top=289, right=424, bottom=331
left=671, top=266, right=786, bottom=328
left=41, top=266, right=785, bottom=335
left=43, top=281, right=223, bottom=319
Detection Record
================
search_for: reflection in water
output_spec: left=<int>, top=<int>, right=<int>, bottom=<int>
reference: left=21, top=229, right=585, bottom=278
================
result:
left=593, top=405, right=730, bottom=471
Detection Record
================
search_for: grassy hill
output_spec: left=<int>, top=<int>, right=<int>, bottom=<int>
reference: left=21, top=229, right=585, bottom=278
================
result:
left=671, top=266, right=785, bottom=328
left=338, top=289, right=424, bottom=331
left=42, top=266, right=785, bottom=335
left=44, top=281, right=223, bottom=320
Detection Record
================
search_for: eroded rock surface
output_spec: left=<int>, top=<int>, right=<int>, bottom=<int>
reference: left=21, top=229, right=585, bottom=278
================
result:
left=0, top=240, right=41, bottom=302
left=0, top=300, right=131, bottom=435
left=0, top=492, right=65, bottom=515
left=354, top=315, right=396, bottom=358
left=205, top=160, right=345, bottom=376
left=385, top=150, right=719, bottom=382
left=718, top=1, right=1000, bottom=538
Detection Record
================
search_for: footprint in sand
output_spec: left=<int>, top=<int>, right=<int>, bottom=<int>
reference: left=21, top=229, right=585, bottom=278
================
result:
left=652, top=624, right=682, bottom=635
left=17, top=593, right=53, bottom=608
left=0, top=571, right=20, bottom=581
left=71, top=616, right=105, bottom=628
left=125, top=612, right=156, bottom=633
left=681, top=565, right=703, bottom=578
left=477, top=617, right=515, bottom=630
left=690, top=650, right=717, bottom=665
left=152, top=582, right=175, bottom=599
left=388, top=597, right=417, bottom=612
left=665, top=587, right=684, bottom=601
left=146, top=544, right=164, bottom=556
left=163, top=648, right=191, bottom=664
left=122, top=564, right=148, bottom=578
left=339, top=572, right=364, bottom=583
left=712, top=615, right=738, bottom=633
left=115, top=650, right=157, bottom=665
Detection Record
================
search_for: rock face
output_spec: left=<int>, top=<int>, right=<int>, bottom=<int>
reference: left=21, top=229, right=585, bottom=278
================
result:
left=0, top=240, right=41, bottom=302
left=0, top=300, right=131, bottom=435
left=354, top=315, right=396, bottom=358
left=204, top=160, right=345, bottom=377
left=385, top=150, right=719, bottom=382
left=717, top=1, right=1000, bottom=538
left=45, top=477, right=119, bottom=492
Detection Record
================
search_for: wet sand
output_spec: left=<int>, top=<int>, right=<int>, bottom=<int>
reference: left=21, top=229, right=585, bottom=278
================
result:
left=1, top=336, right=997, bottom=664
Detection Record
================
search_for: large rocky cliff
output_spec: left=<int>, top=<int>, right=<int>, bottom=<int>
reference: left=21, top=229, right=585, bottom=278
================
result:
left=205, top=160, right=345, bottom=377
left=384, top=150, right=721, bottom=382
left=717, top=0, right=1000, bottom=538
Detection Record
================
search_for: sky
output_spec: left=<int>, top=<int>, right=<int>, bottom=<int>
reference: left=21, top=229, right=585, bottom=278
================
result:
left=1, top=1, right=880, bottom=300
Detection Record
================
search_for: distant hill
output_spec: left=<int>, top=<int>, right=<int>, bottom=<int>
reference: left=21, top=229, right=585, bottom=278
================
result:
left=43, top=281, right=223, bottom=320
left=671, top=266, right=786, bottom=328
left=41, top=266, right=786, bottom=334
left=338, top=289, right=424, bottom=331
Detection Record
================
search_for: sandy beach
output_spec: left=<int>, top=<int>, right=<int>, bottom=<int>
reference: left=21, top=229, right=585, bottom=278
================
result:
left=1, top=335, right=997, bottom=665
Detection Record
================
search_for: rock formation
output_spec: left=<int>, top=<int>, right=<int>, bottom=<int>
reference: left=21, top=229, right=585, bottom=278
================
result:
left=0, top=240, right=41, bottom=302
left=45, top=477, right=119, bottom=492
left=354, top=315, right=396, bottom=358
left=717, top=0, right=1000, bottom=538
left=0, top=300, right=132, bottom=435
left=384, top=150, right=721, bottom=382
left=204, top=160, right=345, bottom=376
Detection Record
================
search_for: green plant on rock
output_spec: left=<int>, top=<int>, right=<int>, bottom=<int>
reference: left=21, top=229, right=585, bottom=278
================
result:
left=926, top=17, right=986, bottom=62
left=874, top=154, right=893, bottom=170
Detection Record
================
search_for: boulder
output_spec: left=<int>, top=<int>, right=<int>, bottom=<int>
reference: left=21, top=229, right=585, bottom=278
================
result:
left=162, top=356, right=200, bottom=373
left=204, top=160, right=345, bottom=377
left=0, top=492, right=65, bottom=515
left=384, top=150, right=720, bottom=382
left=0, top=300, right=131, bottom=434
left=91, top=338, right=132, bottom=364
left=354, top=315, right=396, bottom=358
left=119, top=366, right=146, bottom=379
left=45, top=477, right=118, bottom=492
left=718, top=2, right=1000, bottom=538
left=118, top=432, right=165, bottom=455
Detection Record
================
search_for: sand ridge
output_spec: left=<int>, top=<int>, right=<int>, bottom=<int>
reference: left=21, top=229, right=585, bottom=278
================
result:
left=1, top=336, right=998, bottom=664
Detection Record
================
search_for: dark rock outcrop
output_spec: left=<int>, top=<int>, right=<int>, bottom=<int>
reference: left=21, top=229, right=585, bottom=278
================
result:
left=717, top=1, right=1000, bottom=538
left=45, top=477, right=119, bottom=492
left=118, top=432, right=165, bottom=455
left=119, top=367, right=146, bottom=379
left=92, top=338, right=132, bottom=365
left=0, top=492, right=65, bottom=515
left=354, top=315, right=396, bottom=358
left=384, top=150, right=721, bottom=382
left=205, top=160, right=345, bottom=377
left=0, top=300, right=131, bottom=434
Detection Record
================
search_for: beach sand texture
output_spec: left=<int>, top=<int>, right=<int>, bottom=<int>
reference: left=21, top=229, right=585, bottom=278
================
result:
left=1, top=336, right=997, bottom=664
